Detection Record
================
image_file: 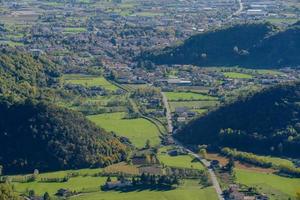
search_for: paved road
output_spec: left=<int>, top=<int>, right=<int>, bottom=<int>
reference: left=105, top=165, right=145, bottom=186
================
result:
left=161, top=91, right=224, bottom=200
left=161, top=92, right=173, bottom=133
left=174, top=139, right=224, bottom=200
left=227, top=0, right=243, bottom=20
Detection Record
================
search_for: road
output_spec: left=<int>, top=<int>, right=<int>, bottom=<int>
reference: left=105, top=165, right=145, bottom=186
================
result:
left=161, top=92, right=224, bottom=200
left=161, top=92, right=173, bottom=133
left=227, top=0, right=243, bottom=20
left=173, top=139, right=225, bottom=200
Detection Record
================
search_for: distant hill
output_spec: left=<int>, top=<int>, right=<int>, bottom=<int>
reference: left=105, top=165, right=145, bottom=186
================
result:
left=175, top=83, right=300, bottom=158
left=144, top=22, right=300, bottom=68
left=0, top=100, right=129, bottom=174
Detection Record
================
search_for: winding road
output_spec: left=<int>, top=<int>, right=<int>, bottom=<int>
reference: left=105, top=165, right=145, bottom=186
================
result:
left=161, top=92, right=224, bottom=200
left=227, top=0, right=243, bottom=20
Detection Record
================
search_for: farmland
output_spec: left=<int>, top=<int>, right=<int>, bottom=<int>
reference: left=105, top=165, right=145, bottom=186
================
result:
left=71, top=180, right=218, bottom=200
left=88, top=112, right=161, bottom=148
left=223, top=72, right=253, bottom=79
left=165, top=92, right=217, bottom=101
left=235, top=169, right=300, bottom=200
left=158, top=146, right=205, bottom=170
left=63, top=74, right=119, bottom=91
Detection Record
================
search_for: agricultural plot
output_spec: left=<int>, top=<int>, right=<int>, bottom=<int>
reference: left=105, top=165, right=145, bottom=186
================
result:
left=63, top=27, right=87, bottom=34
left=158, top=146, right=204, bottom=170
left=169, top=101, right=219, bottom=112
left=63, top=74, right=119, bottom=91
left=236, top=169, right=300, bottom=200
left=223, top=72, right=253, bottom=79
left=88, top=112, right=161, bottom=148
left=71, top=180, right=218, bottom=200
left=165, top=92, right=217, bottom=101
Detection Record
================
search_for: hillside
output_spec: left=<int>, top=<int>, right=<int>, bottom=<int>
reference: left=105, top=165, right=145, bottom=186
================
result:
left=0, top=49, right=129, bottom=174
left=175, top=83, right=300, bottom=158
left=0, top=48, right=59, bottom=100
left=144, top=22, right=300, bottom=68
left=0, top=100, right=129, bottom=174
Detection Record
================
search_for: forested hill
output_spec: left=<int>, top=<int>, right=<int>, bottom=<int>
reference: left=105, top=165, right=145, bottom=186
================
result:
left=0, top=100, right=129, bottom=174
left=143, top=22, right=300, bottom=68
left=175, top=83, right=300, bottom=158
left=0, top=48, right=59, bottom=100
left=0, top=49, right=129, bottom=174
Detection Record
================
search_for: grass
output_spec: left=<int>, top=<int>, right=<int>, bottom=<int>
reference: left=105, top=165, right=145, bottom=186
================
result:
left=103, top=162, right=139, bottom=175
left=223, top=72, right=253, bottom=79
left=165, top=92, right=217, bottom=101
left=169, top=101, right=219, bottom=112
left=71, top=180, right=218, bottom=200
left=235, top=168, right=300, bottom=200
left=158, top=146, right=204, bottom=170
left=63, top=27, right=87, bottom=34
left=63, top=74, right=119, bottom=91
left=88, top=112, right=161, bottom=148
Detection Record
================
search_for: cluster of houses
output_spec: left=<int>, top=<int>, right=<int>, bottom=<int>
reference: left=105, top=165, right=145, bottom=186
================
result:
left=225, top=184, right=269, bottom=200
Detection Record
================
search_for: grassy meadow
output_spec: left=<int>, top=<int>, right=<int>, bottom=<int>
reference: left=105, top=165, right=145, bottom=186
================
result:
left=223, top=72, right=253, bottom=79
left=88, top=112, right=161, bottom=148
left=63, top=74, right=119, bottom=91
left=71, top=180, right=218, bottom=200
left=165, top=92, right=217, bottom=101
left=235, top=168, right=300, bottom=200
left=158, top=146, right=204, bottom=170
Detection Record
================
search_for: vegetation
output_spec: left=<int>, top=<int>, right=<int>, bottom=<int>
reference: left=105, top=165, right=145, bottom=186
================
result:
left=0, top=100, right=129, bottom=174
left=165, top=92, right=217, bottom=101
left=223, top=72, right=253, bottom=79
left=0, top=48, right=59, bottom=100
left=145, top=22, right=300, bottom=68
left=88, top=112, right=161, bottom=148
left=236, top=168, right=300, bottom=200
left=175, top=82, right=300, bottom=158
left=0, top=183, right=23, bottom=200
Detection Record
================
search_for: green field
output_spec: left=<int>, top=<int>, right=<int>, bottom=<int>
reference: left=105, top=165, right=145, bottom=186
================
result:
left=88, top=112, right=161, bottom=148
left=236, top=169, right=300, bottom=200
left=169, top=101, right=219, bottom=112
left=63, top=27, right=87, bottom=34
left=158, top=147, right=204, bottom=170
left=71, top=180, right=218, bottom=200
left=63, top=74, right=119, bottom=91
left=165, top=92, right=217, bottom=101
left=223, top=72, right=253, bottom=79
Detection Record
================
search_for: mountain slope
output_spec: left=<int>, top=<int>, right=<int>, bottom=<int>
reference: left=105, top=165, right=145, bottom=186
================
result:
left=0, top=49, right=129, bottom=174
left=175, top=83, right=300, bottom=158
left=145, top=22, right=300, bottom=68
left=0, top=48, right=59, bottom=100
left=0, top=100, right=129, bottom=174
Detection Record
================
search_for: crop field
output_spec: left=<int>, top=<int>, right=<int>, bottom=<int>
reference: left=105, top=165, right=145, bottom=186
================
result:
left=71, top=180, right=218, bottom=200
left=165, top=92, right=217, bottom=101
left=88, top=112, right=161, bottom=148
left=103, top=162, right=139, bottom=175
left=169, top=101, right=219, bottom=112
left=235, top=169, right=300, bottom=200
left=158, top=147, right=204, bottom=170
left=63, top=74, right=119, bottom=91
left=223, top=72, right=253, bottom=79
left=63, top=27, right=87, bottom=34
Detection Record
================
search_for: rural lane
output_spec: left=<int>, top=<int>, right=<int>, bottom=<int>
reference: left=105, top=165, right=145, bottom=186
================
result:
left=161, top=91, right=224, bottom=200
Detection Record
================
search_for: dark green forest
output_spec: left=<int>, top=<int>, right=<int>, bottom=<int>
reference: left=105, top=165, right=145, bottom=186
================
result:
left=144, top=22, right=300, bottom=68
left=0, top=49, right=129, bottom=174
left=175, top=83, right=300, bottom=158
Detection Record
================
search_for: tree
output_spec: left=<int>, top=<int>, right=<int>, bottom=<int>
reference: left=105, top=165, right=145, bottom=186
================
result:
left=225, top=157, right=235, bottom=173
left=28, top=190, right=35, bottom=197
left=199, top=148, right=207, bottom=159
left=145, top=139, right=151, bottom=149
left=296, top=188, right=300, bottom=200
left=106, top=176, right=112, bottom=183
left=0, top=183, right=21, bottom=200
left=43, top=192, right=50, bottom=200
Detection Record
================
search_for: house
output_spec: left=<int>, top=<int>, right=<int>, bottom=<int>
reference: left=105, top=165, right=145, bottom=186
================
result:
left=56, top=189, right=72, bottom=197
left=105, top=180, right=131, bottom=190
